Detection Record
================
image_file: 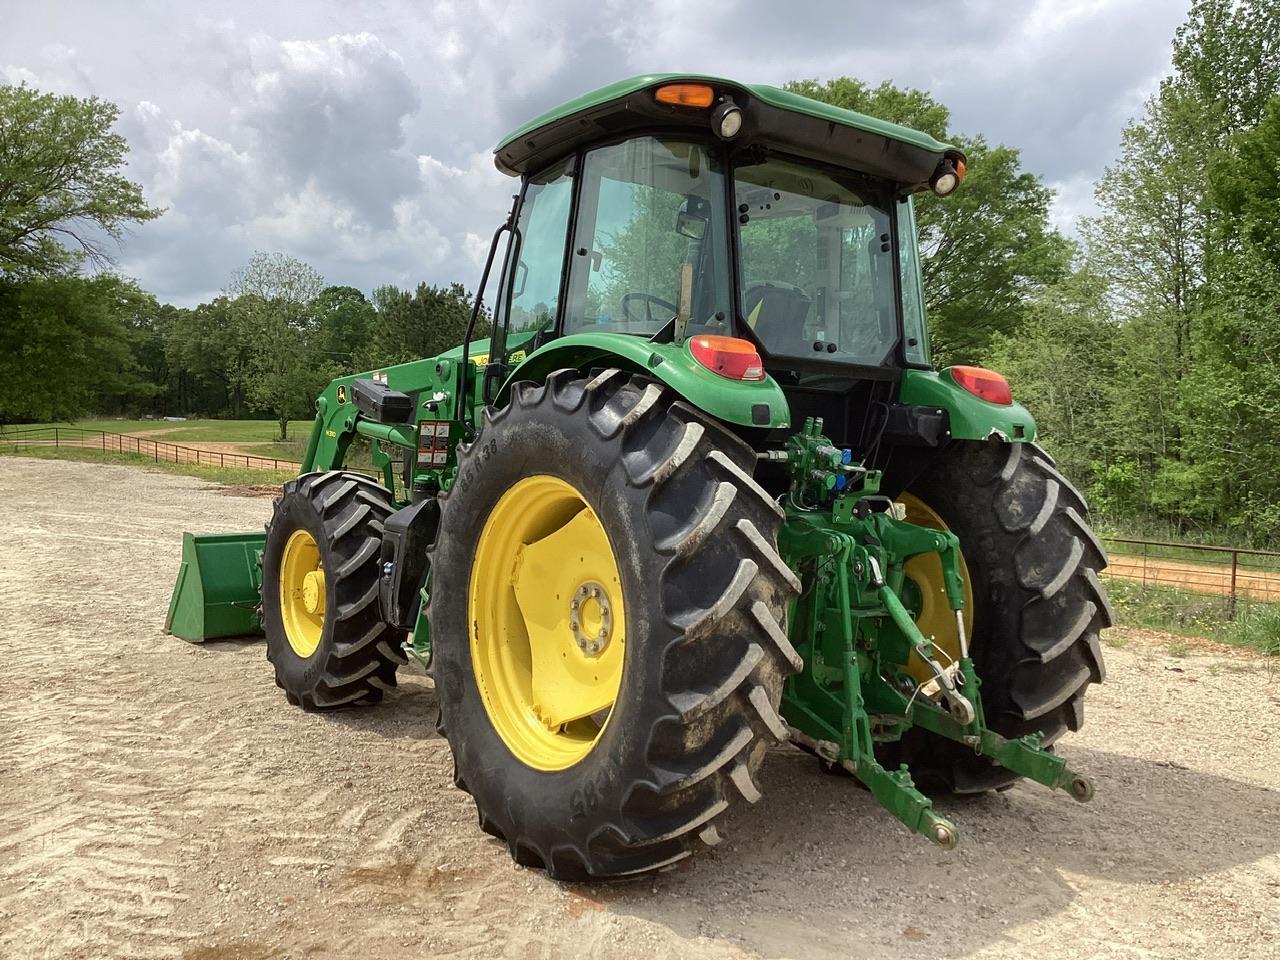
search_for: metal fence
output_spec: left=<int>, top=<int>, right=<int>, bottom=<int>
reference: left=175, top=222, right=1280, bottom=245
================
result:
left=1100, top=535, right=1280, bottom=618
left=0, top=425, right=301, bottom=473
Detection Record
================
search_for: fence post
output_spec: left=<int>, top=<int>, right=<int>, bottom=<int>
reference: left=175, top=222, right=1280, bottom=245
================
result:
left=1229, top=550, right=1239, bottom=619
left=55, top=427, right=59, bottom=448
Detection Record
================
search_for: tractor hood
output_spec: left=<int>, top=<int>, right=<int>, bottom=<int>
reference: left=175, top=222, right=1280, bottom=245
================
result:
left=494, top=74, right=964, bottom=193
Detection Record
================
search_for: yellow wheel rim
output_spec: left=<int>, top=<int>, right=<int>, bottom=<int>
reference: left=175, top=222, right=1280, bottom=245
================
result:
left=899, top=492, right=974, bottom=684
left=280, top=528, right=325, bottom=658
left=469, top=475, right=626, bottom=771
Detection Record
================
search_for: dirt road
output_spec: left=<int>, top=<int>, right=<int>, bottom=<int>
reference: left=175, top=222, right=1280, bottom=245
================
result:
left=1, top=457, right=1277, bottom=960
left=1106, top=553, right=1280, bottom=602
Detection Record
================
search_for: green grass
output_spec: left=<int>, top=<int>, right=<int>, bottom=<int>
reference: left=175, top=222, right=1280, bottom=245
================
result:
left=1102, top=574, right=1280, bottom=655
left=2, top=418, right=312, bottom=443
left=0, top=443, right=295, bottom=486
left=1230, top=603, right=1280, bottom=656
left=1096, top=516, right=1280, bottom=554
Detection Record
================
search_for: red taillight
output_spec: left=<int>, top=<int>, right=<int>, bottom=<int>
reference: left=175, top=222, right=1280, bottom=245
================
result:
left=688, top=335, right=765, bottom=381
left=950, top=365, right=1012, bottom=405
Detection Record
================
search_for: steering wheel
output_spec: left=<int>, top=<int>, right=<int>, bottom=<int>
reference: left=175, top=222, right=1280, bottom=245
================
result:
left=621, top=292, right=679, bottom=324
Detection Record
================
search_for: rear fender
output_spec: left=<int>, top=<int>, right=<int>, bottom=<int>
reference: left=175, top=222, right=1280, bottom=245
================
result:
left=899, top=368, right=1037, bottom=442
left=498, top=332, right=791, bottom=430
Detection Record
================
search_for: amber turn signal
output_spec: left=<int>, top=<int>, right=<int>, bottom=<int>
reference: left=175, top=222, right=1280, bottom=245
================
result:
left=655, top=83, right=716, bottom=108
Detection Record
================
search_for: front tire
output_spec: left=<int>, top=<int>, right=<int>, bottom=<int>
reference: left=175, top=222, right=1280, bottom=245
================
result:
left=261, top=471, right=406, bottom=709
left=429, top=369, right=801, bottom=880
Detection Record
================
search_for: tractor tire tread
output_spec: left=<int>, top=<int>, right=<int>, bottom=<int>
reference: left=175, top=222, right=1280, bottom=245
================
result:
left=431, top=368, right=799, bottom=880
left=885, top=439, right=1109, bottom=794
left=264, top=470, right=405, bottom=710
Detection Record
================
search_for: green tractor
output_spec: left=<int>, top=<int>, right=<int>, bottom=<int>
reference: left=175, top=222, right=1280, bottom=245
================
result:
left=167, top=75, right=1109, bottom=879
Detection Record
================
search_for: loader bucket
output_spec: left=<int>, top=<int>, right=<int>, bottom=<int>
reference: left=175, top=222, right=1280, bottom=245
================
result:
left=165, top=531, right=267, bottom=642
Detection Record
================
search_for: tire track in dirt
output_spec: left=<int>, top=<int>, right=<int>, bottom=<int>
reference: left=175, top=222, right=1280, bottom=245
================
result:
left=1, top=457, right=1278, bottom=960
left=0, top=459, right=567, bottom=960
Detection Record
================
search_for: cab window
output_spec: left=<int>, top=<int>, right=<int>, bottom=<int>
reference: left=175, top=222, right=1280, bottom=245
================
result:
left=564, top=137, right=732, bottom=336
left=497, top=160, right=574, bottom=359
left=735, top=157, right=897, bottom=366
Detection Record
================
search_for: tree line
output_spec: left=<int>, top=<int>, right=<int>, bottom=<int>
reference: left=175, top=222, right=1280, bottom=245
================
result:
left=986, top=0, right=1280, bottom=543
left=3, top=0, right=1279, bottom=541
left=0, top=86, right=481, bottom=437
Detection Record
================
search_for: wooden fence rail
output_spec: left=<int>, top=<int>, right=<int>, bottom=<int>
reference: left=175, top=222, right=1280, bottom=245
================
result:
left=0, top=425, right=301, bottom=473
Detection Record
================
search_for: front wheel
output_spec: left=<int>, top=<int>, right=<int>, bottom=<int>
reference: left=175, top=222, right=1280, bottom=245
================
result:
left=261, top=471, right=406, bottom=709
left=429, top=369, right=800, bottom=880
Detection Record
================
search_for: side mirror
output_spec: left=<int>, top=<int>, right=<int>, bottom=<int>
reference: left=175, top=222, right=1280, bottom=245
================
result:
left=676, top=210, right=708, bottom=241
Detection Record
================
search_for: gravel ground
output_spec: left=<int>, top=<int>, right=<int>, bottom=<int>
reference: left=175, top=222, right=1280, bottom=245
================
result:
left=1, top=456, right=1277, bottom=960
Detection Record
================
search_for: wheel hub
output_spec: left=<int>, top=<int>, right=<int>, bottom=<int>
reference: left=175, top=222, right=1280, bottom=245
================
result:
left=897, top=492, right=974, bottom=684
left=279, top=528, right=325, bottom=658
left=302, top=570, right=325, bottom=615
left=469, top=474, right=627, bottom=771
left=570, top=581, right=613, bottom=656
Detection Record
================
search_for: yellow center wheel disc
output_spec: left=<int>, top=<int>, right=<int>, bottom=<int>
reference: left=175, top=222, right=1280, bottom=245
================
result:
left=469, top=475, right=627, bottom=771
left=280, top=528, right=325, bottom=658
left=898, top=492, right=974, bottom=684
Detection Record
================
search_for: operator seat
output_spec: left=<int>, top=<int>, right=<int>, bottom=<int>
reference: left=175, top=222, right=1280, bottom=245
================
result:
left=745, top=282, right=812, bottom=353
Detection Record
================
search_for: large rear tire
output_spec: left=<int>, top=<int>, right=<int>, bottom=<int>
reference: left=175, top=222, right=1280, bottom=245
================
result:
left=262, top=471, right=406, bottom=709
left=429, top=369, right=801, bottom=880
left=887, top=440, right=1111, bottom=793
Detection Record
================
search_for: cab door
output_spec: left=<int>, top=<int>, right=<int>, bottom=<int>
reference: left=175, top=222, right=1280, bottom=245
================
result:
left=487, top=158, right=575, bottom=396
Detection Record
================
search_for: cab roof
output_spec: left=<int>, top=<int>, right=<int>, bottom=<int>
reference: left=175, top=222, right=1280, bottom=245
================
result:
left=494, top=74, right=962, bottom=191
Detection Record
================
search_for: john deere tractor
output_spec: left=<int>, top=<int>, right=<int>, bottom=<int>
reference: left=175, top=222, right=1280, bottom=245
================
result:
left=167, top=75, right=1109, bottom=879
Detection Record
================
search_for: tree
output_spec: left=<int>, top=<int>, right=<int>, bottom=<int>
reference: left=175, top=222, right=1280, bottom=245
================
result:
left=228, top=250, right=325, bottom=304
left=162, top=298, right=250, bottom=415
left=0, top=85, right=161, bottom=277
left=0, top=274, right=158, bottom=421
left=227, top=252, right=332, bottom=440
left=362, top=282, right=482, bottom=368
left=314, top=285, right=374, bottom=368
left=1172, top=0, right=1280, bottom=149
left=785, top=78, right=1071, bottom=363
left=1169, top=95, right=1280, bottom=536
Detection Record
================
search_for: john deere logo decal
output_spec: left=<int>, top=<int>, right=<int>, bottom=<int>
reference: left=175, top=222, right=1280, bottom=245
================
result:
left=337, top=385, right=347, bottom=403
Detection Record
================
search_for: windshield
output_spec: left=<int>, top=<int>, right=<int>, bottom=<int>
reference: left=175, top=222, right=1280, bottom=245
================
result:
left=734, top=156, right=898, bottom=365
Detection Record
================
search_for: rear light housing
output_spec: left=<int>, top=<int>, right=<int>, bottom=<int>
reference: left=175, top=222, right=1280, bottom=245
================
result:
left=949, top=365, right=1013, bottom=405
left=688, top=335, right=765, bottom=381
left=654, top=83, right=716, bottom=108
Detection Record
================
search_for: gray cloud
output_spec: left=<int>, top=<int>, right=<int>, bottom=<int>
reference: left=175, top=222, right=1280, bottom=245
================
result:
left=2, top=0, right=1189, bottom=303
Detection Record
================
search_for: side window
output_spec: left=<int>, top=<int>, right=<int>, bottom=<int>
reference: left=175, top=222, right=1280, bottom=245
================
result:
left=734, top=157, right=894, bottom=364
left=897, top=196, right=930, bottom=365
left=499, top=161, right=573, bottom=359
left=563, top=137, right=731, bottom=335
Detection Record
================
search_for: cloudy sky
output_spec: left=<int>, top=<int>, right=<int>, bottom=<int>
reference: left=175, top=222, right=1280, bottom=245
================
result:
left=4, top=0, right=1190, bottom=306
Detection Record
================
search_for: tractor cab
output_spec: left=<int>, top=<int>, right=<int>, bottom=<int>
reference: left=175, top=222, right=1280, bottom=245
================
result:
left=482, top=76, right=967, bottom=470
